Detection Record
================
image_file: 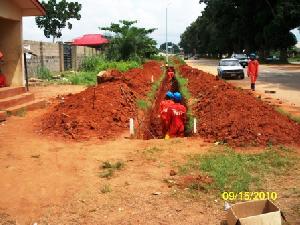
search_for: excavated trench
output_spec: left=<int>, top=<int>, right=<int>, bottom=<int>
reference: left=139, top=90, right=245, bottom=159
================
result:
left=140, top=74, right=190, bottom=140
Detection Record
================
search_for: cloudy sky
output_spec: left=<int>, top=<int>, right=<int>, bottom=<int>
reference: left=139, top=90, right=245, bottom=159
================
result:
left=23, top=0, right=299, bottom=45
left=23, top=0, right=205, bottom=45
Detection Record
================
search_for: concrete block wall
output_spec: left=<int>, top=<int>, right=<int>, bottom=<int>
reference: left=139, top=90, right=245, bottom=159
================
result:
left=24, top=40, right=98, bottom=77
left=24, top=40, right=61, bottom=77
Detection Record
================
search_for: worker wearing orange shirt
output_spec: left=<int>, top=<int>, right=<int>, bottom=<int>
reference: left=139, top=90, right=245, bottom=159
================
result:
left=167, top=66, right=175, bottom=82
left=247, top=53, right=259, bottom=91
left=166, top=92, right=186, bottom=138
left=159, top=91, right=174, bottom=135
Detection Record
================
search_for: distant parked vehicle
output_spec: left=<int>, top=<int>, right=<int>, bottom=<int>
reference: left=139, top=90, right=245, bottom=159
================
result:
left=266, top=55, right=280, bottom=62
left=232, top=53, right=248, bottom=67
left=217, top=58, right=245, bottom=79
left=184, top=55, right=189, bottom=60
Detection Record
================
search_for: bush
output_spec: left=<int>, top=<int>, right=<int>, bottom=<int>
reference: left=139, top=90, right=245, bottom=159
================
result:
left=68, top=71, right=97, bottom=85
left=36, top=66, right=52, bottom=80
left=80, top=56, right=141, bottom=72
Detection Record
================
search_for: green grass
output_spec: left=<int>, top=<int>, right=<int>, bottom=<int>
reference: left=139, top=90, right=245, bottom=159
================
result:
left=275, top=107, right=300, bottom=124
left=137, top=99, right=151, bottom=110
left=67, top=71, right=97, bottom=85
left=137, top=70, right=165, bottom=111
left=80, top=56, right=141, bottom=72
left=99, top=161, right=125, bottom=179
left=36, top=66, right=52, bottom=80
left=179, top=146, right=296, bottom=193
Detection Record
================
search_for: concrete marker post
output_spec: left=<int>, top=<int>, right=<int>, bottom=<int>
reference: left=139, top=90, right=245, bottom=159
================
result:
left=193, top=118, right=197, bottom=134
left=129, top=118, right=134, bottom=137
left=151, top=75, right=154, bottom=83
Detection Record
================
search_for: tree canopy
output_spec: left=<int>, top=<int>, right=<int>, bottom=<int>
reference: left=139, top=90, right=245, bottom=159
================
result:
left=101, top=20, right=158, bottom=61
left=180, top=0, right=300, bottom=61
left=36, top=0, right=82, bottom=42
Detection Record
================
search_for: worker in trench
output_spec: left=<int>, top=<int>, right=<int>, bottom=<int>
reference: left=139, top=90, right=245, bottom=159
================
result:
left=159, top=91, right=175, bottom=136
left=165, top=92, right=187, bottom=138
left=166, top=66, right=175, bottom=83
left=247, top=53, right=259, bottom=91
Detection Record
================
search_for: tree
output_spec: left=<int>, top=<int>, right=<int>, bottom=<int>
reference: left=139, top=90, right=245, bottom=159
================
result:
left=180, top=0, right=300, bottom=61
left=36, top=0, right=82, bottom=42
left=101, top=20, right=158, bottom=61
left=159, top=42, right=181, bottom=54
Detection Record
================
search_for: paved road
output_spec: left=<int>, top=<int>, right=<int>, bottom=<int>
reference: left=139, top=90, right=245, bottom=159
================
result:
left=186, top=59, right=300, bottom=107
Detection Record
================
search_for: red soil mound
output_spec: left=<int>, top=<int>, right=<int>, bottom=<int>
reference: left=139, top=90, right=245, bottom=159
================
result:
left=41, top=61, right=162, bottom=140
left=179, top=65, right=300, bottom=147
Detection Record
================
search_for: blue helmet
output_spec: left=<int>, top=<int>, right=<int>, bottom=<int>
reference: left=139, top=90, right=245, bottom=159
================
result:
left=249, top=53, right=256, bottom=59
left=173, top=92, right=182, bottom=102
left=166, top=91, right=174, bottom=99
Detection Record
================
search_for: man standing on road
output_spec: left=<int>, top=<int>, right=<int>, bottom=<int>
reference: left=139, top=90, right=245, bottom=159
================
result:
left=247, top=53, right=259, bottom=91
left=166, top=92, right=186, bottom=138
left=159, top=91, right=174, bottom=136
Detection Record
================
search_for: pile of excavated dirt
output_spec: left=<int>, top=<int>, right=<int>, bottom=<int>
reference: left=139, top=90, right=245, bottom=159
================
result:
left=179, top=65, right=300, bottom=147
left=41, top=61, right=162, bottom=140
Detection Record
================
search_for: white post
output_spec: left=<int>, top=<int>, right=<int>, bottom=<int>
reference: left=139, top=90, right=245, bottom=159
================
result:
left=129, top=118, right=134, bottom=136
left=151, top=75, right=154, bottom=83
left=193, top=118, right=197, bottom=134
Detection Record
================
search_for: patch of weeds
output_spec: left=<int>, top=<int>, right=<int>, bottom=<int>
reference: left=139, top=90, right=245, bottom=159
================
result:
left=99, top=161, right=124, bottom=178
left=36, top=66, right=52, bottom=80
left=275, top=107, right=300, bottom=124
left=100, top=184, right=112, bottom=194
left=142, top=146, right=163, bottom=161
left=138, top=71, right=165, bottom=111
left=147, top=76, right=164, bottom=101
left=67, top=71, right=97, bottom=85
left=178, top=146, right=296, bottom=193
left=136, top=99, right=150, bottom=110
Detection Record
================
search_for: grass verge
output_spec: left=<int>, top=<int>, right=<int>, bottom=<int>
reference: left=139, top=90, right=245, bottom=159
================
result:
left=136, top=69, right=165, bottom=111
left=275, top=107, right=300, bottom=124
left=178, top=145, right=297, bottom=193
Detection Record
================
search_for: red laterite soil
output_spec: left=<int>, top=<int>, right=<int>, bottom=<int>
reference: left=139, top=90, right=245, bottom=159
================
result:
left=41, top=61, right=162, bottom=140
left=179, top=65, right=300, bottom=147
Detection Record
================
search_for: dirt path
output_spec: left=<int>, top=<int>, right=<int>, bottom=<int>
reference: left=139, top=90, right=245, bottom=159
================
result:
left=0, top=107, right=224, bottom=225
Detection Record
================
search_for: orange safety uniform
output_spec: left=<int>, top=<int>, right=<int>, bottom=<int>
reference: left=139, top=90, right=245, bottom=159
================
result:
left=247, top=60, right=259, bottom=83
left=167, top=71, right=175, bottom=82
left=159, top=99, right=174, bottom=134
left=166, top=103, right=186, bottom=138
left=0, top=51, right=3, bottom=60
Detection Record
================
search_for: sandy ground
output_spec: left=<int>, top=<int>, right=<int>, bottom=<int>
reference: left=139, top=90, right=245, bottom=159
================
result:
left=0, top=85, right=299, bottom=225
left=186, top=59, right=300, bottom=108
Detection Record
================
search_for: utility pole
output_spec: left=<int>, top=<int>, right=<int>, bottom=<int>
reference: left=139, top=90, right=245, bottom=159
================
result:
left=166, top=7, right=168, bottom=64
